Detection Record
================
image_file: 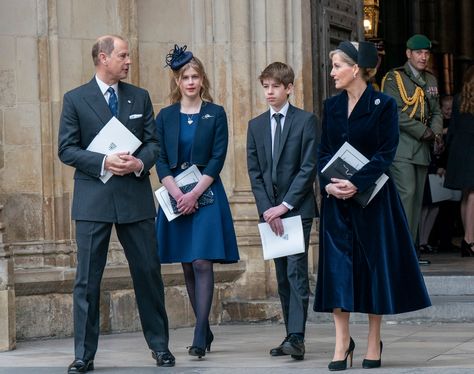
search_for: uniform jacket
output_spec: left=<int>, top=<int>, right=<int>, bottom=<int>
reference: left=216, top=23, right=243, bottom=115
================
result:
left=155, top=101, right=228, bottom=180
left=382, top=62, right=443, bottom=165
left=58, top=78, right=159, bottom=223
left=247, top=104, right=319, bottom=219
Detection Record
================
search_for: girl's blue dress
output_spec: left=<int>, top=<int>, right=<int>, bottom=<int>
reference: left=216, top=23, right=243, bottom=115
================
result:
left=156, top=113, right=239, bottom=263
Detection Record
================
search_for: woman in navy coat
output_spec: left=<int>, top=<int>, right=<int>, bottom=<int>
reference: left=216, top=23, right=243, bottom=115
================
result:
left=155, top=45, right=239, bottom=358
left=313, top=41, right=431, bottom=370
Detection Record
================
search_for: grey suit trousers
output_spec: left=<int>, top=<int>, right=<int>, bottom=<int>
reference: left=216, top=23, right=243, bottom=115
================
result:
left=273, top=217, right=313, bottom=336
left=74, top=219, right=169, bottom=360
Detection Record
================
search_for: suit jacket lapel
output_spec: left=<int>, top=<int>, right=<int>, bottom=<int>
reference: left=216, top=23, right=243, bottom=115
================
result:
left=82, top=79, right=112, bottom=126
left=117, top=82, right=133, bottom=126
left=275, top=104, right=294, bottom=164
left=261, top=110, right=272, bottom=169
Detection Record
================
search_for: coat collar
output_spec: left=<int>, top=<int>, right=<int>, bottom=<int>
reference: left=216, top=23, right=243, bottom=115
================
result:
left=165, top=101, right=214, bottom=158
left=403, top=62, right=426, bottom=87
left=332, top=85, right=374, bottom=122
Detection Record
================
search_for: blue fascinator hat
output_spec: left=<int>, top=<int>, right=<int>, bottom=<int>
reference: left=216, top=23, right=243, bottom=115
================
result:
left=165, top=44, right=193, bottom=71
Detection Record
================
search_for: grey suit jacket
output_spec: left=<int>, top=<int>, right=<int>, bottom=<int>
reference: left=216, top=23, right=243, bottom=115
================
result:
left=58, top=78, right=159, bottom=223
left=247, top=104, right=319, bottom=219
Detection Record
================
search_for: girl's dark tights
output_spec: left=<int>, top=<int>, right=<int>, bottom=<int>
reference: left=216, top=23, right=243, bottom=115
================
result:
left=182, top=260, right=214, bottom=348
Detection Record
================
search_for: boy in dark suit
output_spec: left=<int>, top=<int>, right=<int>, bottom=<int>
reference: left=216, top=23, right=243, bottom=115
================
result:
left=246, top=62, right=318, bottom=360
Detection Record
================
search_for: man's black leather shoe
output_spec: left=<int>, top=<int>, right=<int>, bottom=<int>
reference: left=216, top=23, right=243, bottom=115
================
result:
left=282, top=334, right=305, bottom=360
left=269, top=337, right=289, bottom=356
left=152, top=350, right=176, bottom=367
left=67, top=359, right=94, bottom=373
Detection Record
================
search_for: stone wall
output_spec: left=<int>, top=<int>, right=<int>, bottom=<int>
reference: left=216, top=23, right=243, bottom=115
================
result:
left=0, top=0, right=318, bottom=343
left=0, top=204, right=15, bottom=351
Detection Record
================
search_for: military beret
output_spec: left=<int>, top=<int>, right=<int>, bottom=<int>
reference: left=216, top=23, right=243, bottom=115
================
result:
left=406, top=34, right=432, bottom=50
left=165, top=44, right=193, bottom=71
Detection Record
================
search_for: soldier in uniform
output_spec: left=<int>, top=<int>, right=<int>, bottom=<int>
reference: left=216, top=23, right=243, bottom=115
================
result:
left=382, top=34, right=443, bottom=265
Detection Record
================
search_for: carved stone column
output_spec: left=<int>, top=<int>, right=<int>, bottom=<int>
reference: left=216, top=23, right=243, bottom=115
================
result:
left=0, top=205, right=15, bottom=351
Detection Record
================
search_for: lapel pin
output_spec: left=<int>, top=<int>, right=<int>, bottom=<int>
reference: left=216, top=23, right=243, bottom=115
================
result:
left=374, top=99, right=380, bottom=105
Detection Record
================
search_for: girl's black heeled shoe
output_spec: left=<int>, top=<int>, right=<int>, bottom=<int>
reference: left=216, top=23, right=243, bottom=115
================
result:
left=206, top=330, right=214, bottom=352
left=362, top=341, right=383, bottom=369
left=461, top=240, right=474, bottom=257
left=328, top=337, right=355, bottom=371
left=188, top=345, right=206, bottom=358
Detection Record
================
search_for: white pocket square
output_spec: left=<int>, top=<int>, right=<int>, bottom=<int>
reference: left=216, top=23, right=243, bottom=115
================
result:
left=129, top=114, right=143, bottom=119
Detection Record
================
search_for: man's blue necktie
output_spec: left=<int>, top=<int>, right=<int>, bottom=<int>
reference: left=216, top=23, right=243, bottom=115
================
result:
left=107, top=87, right=118, bottom=117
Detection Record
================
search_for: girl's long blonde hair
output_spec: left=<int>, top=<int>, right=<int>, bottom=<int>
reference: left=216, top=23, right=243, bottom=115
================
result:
left=169, top=56, right=213, bottom=104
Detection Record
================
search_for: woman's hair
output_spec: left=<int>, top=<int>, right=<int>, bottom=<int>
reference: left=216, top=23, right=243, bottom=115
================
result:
left=329, top=42, right=377, bottom=81
left=460, top=65, right=474, bottom=114
left=169, top=56, right=213, bottom=104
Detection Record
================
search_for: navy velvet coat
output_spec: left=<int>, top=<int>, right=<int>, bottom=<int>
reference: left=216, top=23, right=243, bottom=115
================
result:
left=314, top=85, right=431, bottom=315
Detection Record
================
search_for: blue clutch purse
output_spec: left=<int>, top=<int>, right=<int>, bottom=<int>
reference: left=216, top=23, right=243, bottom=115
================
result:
left=169, top=182, right=214, bottom=214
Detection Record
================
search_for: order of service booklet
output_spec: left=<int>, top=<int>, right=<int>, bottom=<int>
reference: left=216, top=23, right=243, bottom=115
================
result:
left=154, top=165, right=213, bottom=222
left=321, top=142, right=388, bottom=207
left=258, top=215, right=305, bottom=260
left=86, top=117, right=142, bottom=184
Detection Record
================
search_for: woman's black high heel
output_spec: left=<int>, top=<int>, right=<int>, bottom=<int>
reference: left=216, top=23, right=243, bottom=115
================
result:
left=206, top=330, right=214, bottom=352
left=328, top=337, right=355, bottom=371
left=362, top=341, right=383, bottom=369
left=461, top=240, right=474, bottom=257
left=188, top=345, right=206, bottom=358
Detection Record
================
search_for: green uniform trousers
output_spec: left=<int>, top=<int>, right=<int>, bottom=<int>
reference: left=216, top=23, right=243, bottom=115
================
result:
left=390, top=160, right=428, bottom=242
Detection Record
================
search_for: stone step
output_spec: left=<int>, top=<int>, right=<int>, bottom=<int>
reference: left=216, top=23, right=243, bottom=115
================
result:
left=224, top=275, right=474, bottom=324
left=424, top=275, right=474, bottom=296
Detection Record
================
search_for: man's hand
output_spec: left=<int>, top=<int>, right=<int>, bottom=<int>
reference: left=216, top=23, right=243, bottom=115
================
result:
left=436, top=167, right=446, bottom=177
left=263, top=204, right=289, bottom=236
left=268, top=217, right=284, bottom=236
left=434, top=133, right=444, bottom=150
left=421, top=127, right=435, bottom=142
left=105, top=152, right=142, bottom=176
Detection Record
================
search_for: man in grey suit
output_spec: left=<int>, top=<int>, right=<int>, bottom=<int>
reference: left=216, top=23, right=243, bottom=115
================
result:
left=58, top=35, right=174, bottom=373
left=247, top=62, right=319, bottom=360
